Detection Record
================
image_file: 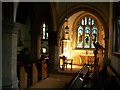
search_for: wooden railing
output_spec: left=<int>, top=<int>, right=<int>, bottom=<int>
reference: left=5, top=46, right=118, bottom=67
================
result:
left=66, top=65, right=89, bottom=89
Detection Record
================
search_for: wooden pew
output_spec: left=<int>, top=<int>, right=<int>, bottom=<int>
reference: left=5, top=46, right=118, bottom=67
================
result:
left=41, top=61, right=48, bottom=80
left=18, top=62, right=39, bottom=88
left=35, top=60, right=48, bottom=80
left=24, top=63, right=33, bottom=87
left=67, top=65, right=89, bottom=89
left=32, top=63, right=38, bottom=85
left=19, top=66, right=27, bottom=88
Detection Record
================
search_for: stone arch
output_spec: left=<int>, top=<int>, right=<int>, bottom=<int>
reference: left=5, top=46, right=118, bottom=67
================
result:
left=58, top=3, right=109, bottom=58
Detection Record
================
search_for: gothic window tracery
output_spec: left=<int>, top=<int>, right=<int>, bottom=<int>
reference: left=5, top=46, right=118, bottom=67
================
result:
left=77, top=16, right=98, bottom=49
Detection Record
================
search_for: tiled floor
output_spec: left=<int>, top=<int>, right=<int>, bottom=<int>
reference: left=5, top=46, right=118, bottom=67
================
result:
left=30, top=65, right=82, bottom=89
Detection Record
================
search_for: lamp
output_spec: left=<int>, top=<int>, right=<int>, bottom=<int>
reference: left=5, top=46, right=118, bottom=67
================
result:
left=65, top=2, right=70, bottom=33
left=65, top=17, right=69, bottom=34
left=64, top=2, right=70, bottom=40
left=61, top=3, right=70, bottom=41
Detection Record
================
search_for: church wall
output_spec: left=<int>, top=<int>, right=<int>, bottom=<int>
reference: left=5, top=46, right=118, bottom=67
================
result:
left=108, top=2, right=120, bottom=75
left=110, top=56, right=120, bottom=75
left=70, top=50, right=94, bottom=65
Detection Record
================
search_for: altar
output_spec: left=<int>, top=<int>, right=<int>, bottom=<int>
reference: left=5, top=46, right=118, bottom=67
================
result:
left=79, top=55, right=94, bottom=66
left=79, top=50, right=94, bottom=66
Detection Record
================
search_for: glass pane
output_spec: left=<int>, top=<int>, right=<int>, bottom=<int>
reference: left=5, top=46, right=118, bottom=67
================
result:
left=92, top=19, right=94, bottom=25
left=84, top=26, right=90, bottom=48
left=81, top=19, right=84, bottom=25
left=91, top=26, right=98, bottom=48
left=85, top=17, right=87, bottom=25
left=46, top=33, right=48, bottom=39
left=77, top=26, right=83, bottom=48
left=45, top=26, right=48, bottom=39
left=43, top=23, right=46, bottom=39
left=88, top=17, right=91, bottom=25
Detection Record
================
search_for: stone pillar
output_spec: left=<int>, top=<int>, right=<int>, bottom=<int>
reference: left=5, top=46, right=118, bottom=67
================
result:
left=30, top=25, right=41, bottom=61
left=49, top=31, right=59, bottom=73
left=49, top=45, right=59, bottom=73
left=2, top=2, right=20, bottom=89
left=2, top=22, right=19, bottom=89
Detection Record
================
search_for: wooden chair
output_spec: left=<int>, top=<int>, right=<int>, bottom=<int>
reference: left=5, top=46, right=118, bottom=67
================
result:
left=63, top=59, right=73, bottom=70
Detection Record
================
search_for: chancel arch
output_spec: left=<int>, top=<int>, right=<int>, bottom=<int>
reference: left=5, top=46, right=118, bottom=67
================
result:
left=58, top=3, right=107, bottom=70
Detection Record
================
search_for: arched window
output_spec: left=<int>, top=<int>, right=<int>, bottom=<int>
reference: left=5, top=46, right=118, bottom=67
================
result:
left=77, top=16, right=98, bottom=49
left=42, top=22, right=48, bottom=40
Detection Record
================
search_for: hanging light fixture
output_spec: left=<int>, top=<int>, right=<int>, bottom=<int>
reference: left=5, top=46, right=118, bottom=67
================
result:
left=65, top=17, right=69, bottom=34
left=65, top=2, right=69, bottom=34
left=64, top=2, right=70, bottom=40
left=61, top=2, right=70, bottom=41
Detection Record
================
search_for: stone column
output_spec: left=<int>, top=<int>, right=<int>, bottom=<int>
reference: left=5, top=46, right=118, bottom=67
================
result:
left=49, top=46, right=59, bottom=73
left=30, top=20, right=41, bottom=61
left=49, top=31, right=59, bottom=73
left=2, top=22, right=19, bottom=89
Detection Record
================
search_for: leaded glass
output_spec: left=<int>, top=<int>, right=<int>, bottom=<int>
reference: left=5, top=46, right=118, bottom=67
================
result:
left=43, top=23, right=46, bottom=39
left=76, top=16, right=98, bottom=49
left=88, top=17, right=91, bottom=25
left=42, top=23, right=48, bottom=40
left=84, top=26, right=90, bottom=48
left=91, top=26, right=98, bottom=48
left=82, top=19, right=84, bottom=25
left=77, top=26, right=83, bottom=48
left=92, top=19, right=94, bottom=25
left=85, top=17, right=87, bottom=25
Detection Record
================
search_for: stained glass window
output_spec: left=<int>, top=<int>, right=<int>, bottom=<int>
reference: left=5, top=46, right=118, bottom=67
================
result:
left=88, top=17, right=91, bottom=25
left=42, top=23, right=48, bottom=40
left=77, top=26, right=83, bottom=48
left=82, top=19, right=84, bottom=25
left=91, top=26, right=98, bottom=48
left=77, top=16, right=98, bottom=49
left=84, top=26, right=90, bottom=48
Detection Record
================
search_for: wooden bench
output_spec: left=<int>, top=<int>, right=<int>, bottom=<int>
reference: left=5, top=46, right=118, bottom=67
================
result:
left=67, top=65, right=89, bottom=89
left=17, top=61, right=28, bottom=88
left=32, top=63, right=39, bottom=85
left=17, top=66, right=28, bottom=88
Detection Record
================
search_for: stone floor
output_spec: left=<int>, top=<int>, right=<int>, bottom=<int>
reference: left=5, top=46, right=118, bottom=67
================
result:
left=29, top=65, right=82, bottom=89
left=25, top=65, right=120, bottom=90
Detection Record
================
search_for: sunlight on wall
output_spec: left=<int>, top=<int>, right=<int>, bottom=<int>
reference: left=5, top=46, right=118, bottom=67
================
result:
left=70, top=50, right=94, bottom=65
